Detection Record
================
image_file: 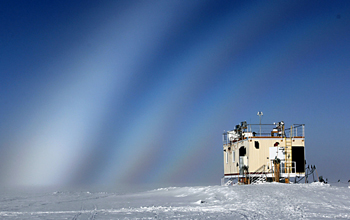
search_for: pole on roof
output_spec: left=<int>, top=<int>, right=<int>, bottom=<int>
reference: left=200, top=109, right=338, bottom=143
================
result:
left=257, top=111, right=263, bottom=136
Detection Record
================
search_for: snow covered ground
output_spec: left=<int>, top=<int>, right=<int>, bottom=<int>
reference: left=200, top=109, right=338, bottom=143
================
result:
left=0, top=182, right=349, bottom=219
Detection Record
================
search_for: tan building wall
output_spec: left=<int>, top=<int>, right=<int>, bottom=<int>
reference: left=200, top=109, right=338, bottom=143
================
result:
left=224, top=137, right=305, bottom=175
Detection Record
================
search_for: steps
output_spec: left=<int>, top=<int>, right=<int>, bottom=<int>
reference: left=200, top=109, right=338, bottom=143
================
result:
left=224, top=179, right=233, bottom=186
left=251, top=176, right=267, bottom=184
left=249, top=165, right=269, bottom=184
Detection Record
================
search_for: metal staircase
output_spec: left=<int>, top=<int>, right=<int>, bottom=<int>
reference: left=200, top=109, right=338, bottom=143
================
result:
left=251, top=176, right=267, bottom=184
left=224, top=179, right=233, bottom=186
left=250, top=165, right=269, bottom=184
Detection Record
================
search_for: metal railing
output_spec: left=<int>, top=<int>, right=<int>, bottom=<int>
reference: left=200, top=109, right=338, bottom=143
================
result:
left=285, top=124, right=305, bottom=138
left=223, top=124, right=305, bottom=143
left=270, top=161, right=297, bottom=174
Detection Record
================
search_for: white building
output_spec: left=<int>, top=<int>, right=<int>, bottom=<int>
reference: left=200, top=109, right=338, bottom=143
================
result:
left=222, top=121, right=305, bottom=184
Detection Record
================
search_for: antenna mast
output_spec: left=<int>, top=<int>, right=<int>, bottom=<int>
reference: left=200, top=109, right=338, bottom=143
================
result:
left=257, top=111, right=263, bottom=136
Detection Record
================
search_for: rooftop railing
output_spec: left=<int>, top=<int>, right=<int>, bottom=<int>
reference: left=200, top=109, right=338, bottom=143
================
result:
left=246, top=124, right=305, bottom=138
left=223, top=124, right=305, bottom=144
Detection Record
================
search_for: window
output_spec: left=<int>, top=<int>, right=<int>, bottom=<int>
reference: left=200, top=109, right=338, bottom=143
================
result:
left=226, top=151, right=228, bottom=164
left=232, top=151, right=235, bottom=163
left=255, top=141, right=259, bottom=149
left=239, top=147, right=246, bottom=156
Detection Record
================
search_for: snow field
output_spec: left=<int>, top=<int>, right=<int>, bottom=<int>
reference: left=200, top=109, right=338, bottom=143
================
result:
left=0, top=182, right=349, bottom=219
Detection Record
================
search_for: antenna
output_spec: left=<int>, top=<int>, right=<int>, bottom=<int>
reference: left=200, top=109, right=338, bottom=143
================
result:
left=257, top=111, right=263, bottom=136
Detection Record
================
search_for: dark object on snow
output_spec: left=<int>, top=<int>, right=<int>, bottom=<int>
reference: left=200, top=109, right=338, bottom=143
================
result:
left=319, top=176, right=327, bottom=183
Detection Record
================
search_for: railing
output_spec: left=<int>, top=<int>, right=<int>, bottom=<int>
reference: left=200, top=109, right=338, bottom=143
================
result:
left=270, top=161, right=297, bottom=174
left=223, top=124, right=305, bottom=143
left=285, top=124, right=305, bottom=138
left=247, top=124, right=279, bottom=137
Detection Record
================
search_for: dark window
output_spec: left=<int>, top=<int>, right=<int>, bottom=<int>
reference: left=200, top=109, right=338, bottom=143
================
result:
left=239, top=147, right=246, bottom=156
left=255, top=141, right=259, bottom=149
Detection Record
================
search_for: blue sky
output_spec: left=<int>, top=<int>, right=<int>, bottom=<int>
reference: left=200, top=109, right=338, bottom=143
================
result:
left=0, top=0, right=349, bottom=187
